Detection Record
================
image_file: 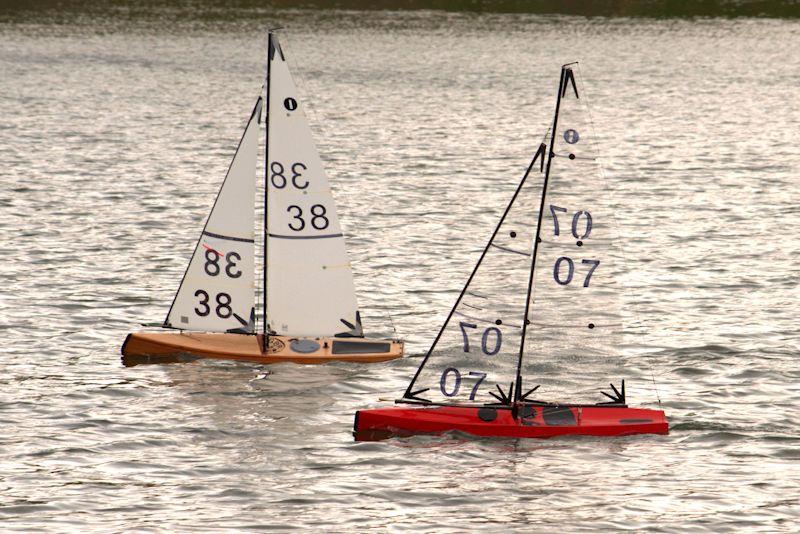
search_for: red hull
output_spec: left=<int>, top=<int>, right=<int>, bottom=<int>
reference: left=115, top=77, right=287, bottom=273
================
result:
left=354, top=404, right=668, bottom=440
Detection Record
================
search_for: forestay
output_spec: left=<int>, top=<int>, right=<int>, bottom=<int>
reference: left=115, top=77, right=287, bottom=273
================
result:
left=265, top=35, right=362, bottom=338
left=403, top=144, right=548, bottom=405
left=165, top=99, right=261, bottom=333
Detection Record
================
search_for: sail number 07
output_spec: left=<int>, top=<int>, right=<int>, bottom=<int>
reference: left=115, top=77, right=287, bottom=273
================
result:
left=458, top=322, right=501, bottom=355
left=440, top=368, right=487, bottom=400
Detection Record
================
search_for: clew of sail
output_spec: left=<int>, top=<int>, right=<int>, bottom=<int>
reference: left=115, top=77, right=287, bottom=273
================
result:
left=522, top=66, right=626, bottom=403
left=402, top=144, right=548, bottom=405
left=265, top=35, right=361, bottom=338
left=165, top=99, right=261, bottom=333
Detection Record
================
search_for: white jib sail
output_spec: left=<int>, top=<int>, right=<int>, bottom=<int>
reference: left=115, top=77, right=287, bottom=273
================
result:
left=165, top=98, right=261, bottom=333
left=265, top=35, right=361, bottom=338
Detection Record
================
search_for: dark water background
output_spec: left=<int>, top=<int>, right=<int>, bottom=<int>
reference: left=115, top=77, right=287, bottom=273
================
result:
left=1, top=4, right=799, bottom=531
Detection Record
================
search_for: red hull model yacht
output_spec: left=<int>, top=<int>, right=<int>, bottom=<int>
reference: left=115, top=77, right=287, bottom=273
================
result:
left=355, top=403, right=668, bottom=441
left=355, top=64, right=667, bottom=440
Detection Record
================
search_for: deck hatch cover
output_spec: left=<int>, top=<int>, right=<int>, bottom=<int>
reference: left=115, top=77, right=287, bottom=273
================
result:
left=332, top=341, right=391, bottom=354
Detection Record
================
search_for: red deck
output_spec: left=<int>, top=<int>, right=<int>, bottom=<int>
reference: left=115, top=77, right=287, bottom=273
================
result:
left=354, top=404, right=668, bottom=440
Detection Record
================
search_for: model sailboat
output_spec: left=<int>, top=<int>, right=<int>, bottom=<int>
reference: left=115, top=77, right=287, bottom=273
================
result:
left=122, top=33, right=403, bottom=366
left=354, top=64, right=667, bottom=439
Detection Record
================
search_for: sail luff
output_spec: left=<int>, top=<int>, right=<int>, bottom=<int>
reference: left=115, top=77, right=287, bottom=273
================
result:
left=513, top=65, right=570, bottom=403
left=403, top=144, right=547, bottom=400
left=263, top=32, right=273, bottom=337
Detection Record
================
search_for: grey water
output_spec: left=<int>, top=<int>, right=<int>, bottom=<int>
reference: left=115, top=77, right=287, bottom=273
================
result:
left=1, top=6, right=799, bottom=532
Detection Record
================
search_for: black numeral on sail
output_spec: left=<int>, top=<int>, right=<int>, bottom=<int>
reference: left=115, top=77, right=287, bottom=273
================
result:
left=215, top=293, right=232, bottom=318
left=194, top=289, right=210, bottom=316
left=440, top=367, right=461, bottom=397
left=225, top=252, right=241, bottom=278
left=287, top=204, right=329, bottom=231
left=287, top=205, right=305, bottom=231
left=554, top=257, right=600, bottom=287
left=271, top=162, right=287, bottom=188
left=204, top=249, right=241, bottom=278
left=440, top=368, right=487, bottom=400
left=458, top=322, right=502, bottom=355
left=194, top=290, right=233, bottom=318
left=549, top=205, right=593, bottom=239
left=310, top=205, right=329, bottom=230
left=572, top=210, right=592, bottom=239
left=204, top=249, right=220, bottom=276
left=270, top=161, right=309, bottom=189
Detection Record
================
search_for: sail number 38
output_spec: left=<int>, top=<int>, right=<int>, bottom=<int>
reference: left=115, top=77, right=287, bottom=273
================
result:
left=204, top=249, right=241, bottom=278
left=194, top=290, right=232, bottom=318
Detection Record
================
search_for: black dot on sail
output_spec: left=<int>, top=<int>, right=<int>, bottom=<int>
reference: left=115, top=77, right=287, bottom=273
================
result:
left=577, top=240, right=583, bottom=247
left=510, top=231, right=517, bottom=238
left=525, top=319, right=531, bottom=325
left=564, top=129, right=580, bottom=144
left=284, top=97, right=298, bottom=111
left=495, top=319, right=502, bottom=325
left=569, top=153, right=576, bottom=160
left=588, top=323, right=595, bottom=329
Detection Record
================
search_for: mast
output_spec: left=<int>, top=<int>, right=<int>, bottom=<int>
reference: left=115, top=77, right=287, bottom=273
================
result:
left=263, top=32, right=273, bottom=339
left=403, top=143, right=546, bottom=400
left=513, top=64, right=572, bottom=404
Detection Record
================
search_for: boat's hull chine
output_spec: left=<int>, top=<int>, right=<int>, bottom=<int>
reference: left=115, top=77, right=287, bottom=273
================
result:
left=354, top=405, right=668, bottom=440
left=121, top=332, right=403, bottom=366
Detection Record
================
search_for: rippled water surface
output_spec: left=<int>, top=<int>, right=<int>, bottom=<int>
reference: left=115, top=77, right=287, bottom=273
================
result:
left=2, top=8, right=799, bottom=531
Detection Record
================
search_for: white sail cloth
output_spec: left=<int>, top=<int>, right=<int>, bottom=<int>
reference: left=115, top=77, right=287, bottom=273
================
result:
left=404, top=66, right=625, bottom=405
left=165, top=99, right=261, bottom=333
left=265, top=36, right=361, bottom=338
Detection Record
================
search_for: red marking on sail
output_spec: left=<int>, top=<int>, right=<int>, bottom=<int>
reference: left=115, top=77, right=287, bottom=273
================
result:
left=202, top=243, right=223, bottom=256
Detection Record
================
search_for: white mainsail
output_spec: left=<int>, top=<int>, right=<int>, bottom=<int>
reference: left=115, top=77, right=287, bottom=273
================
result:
left=165, top=99, right=261, bottom=333
left=403, top=66, right=624, bottom=405
left=265, top=35, right=361, bottom=338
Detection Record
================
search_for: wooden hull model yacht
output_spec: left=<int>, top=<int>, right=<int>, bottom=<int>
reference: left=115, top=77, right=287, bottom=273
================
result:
left=122, top=33, right=403, bottom=367
left=354, top=64, right=666, bottom=440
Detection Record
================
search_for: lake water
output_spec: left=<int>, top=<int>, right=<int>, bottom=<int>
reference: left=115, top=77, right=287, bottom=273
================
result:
left=1, top=6, right=799, bottom=531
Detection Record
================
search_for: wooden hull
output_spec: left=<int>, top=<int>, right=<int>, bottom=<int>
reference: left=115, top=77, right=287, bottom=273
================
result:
left=121, top=331, right=403, bottom=367
left=354, top=404, right=668, bottom=441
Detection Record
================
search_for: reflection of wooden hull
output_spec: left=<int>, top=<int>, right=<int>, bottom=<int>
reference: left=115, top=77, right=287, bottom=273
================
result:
left=354, top=404, right=668, bottom=441
left=121, top=332, right=403, bottom=367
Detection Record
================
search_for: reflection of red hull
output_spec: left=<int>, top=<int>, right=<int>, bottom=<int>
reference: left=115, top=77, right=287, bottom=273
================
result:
left=354, top=404, right=668, bottom=441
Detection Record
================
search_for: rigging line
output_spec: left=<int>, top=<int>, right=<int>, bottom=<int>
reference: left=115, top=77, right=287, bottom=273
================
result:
left=576, top=63, right=662, bottom=405
left=514, top=66, right=569, bottom=404
left=490, top=242, right=531, bottom=257
left=402, top=143, right=548, bottom=399
left=453, top=310, right=522, bottom=329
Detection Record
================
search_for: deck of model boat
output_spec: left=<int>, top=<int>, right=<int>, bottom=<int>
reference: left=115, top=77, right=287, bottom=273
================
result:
left=121, top=332, right=403, bottom=366
left=354, top=404, right=668, bottom=440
